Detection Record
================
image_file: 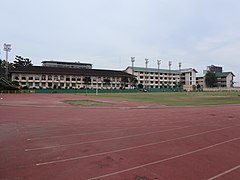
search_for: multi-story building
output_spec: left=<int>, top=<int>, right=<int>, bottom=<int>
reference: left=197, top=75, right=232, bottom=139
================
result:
left=179, top=68, right=198, bottom=90
left=196, top=65, right=235, bottom=88
left=9, top=66, right=133, bottom=89
left=42, top=61, right=92, bottom=69
left=125, top=66, right=197, bottom=89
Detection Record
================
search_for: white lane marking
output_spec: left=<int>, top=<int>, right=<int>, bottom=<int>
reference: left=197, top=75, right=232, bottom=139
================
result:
left=36, top=125, right=237, bottom=166
left=27, top=126, right=146, bottom=141
left=26, top=114, right=237, bottom=141
left=86, top=137, right=240, bottom=180
left=25, top=125, right=192, bottom=151
left=207, top=164, right=240, bottom=180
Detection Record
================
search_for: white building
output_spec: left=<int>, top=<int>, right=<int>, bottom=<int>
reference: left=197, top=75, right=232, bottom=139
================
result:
left=125, top=66, right=197, bottom=89
left=9, top=66, right=133, bottom=89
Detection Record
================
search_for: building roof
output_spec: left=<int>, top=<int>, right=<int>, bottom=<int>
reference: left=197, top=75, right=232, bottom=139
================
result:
left=180, top=68, right=198, bottom=73
left=215, top=72, right=235, bottom=77
left=41, top=60, right=92, bottom=66
left=196, top=72, right=235, bottom=78
left=9, top=66, right=134, bottom=77
left=126, top=66, right=180, bottom=74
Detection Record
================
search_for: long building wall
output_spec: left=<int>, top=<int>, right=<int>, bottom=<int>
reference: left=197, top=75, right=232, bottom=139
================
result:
left=11, top=73, right=128, bottom=89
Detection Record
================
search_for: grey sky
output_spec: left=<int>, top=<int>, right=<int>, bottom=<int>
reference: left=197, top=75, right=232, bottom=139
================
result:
left=1, top=0, right=240, bottom=84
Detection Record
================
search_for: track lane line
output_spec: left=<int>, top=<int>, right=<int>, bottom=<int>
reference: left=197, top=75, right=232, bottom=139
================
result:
left=207, top=164, right=240, bottom=180
left=86, top=137, right=240, bottom=180
left=25, top=125, right=193, bottom=151
left=35, top=125, right=238, bottom=166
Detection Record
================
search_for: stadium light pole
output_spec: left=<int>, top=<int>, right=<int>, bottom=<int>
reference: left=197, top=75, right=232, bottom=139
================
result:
left=157, top=59, right=161, bottom=88
left=3, top=43, right=11, bottom=80
left=179, top=62, right=182, bottom=87
left=131, top=57, right=135, bottom=75
left=145, top=58, right=149, bottom=89
left=168, top=61, right=172, bottom=88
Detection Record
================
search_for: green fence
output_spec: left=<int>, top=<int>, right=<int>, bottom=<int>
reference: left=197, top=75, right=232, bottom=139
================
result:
left=34, top=88, right=183, bottom=94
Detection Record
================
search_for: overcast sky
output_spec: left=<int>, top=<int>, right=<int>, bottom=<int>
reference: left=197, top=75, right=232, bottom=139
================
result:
left=1, top=0, right=240, bottom=84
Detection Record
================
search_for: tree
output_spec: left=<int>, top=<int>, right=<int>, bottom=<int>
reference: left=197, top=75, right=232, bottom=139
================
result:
left=130, top=77, right=138, bottom=88
left=138, top=83, right=143, bottom=89
left=0, top=59, right=13, bottom=69
left=103, top=78, right=111, bottom=88
left=13, top=55, right=33, bottom=68
left=196, top=84, right=202, bottom=91
left=83, top=76, right=91, bottom=95
left=121, top=77, right=129, bottom=89
left=176, top=81, right=184, bottom=88
left=205, top=72, right=217, bottom=88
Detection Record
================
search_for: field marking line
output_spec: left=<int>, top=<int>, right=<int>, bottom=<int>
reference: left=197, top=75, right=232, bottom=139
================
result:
left=27, top=115, right=236, bottom=141
left=35, top=125, right=238, bottom=166
left=26, top=120, right=239, bottom=151
left=27, top=126, right=147, bottom=141
left=85, top=137, right=240, bottom=180
left=207, top=164, right=240, bottom=180
left=25, top=125, right=193, bottom=151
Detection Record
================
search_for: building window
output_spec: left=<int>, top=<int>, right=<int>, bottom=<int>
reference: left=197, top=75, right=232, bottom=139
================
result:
left=48, top=75, right=52, bottom=80
left=14, top=76, right=19, bottom=80
left=54, top=75, right=58, bottom=81
left=35, top=76, right=40, bottom=80
left=28, top=76, right=33, bottom=80
left=66, top=76, right=70, bottom=81
left=60, top=75, right=64, bottom=81
left=48, top=82, right=52, bottom=87
left=42, top=75, right=46, bottom=80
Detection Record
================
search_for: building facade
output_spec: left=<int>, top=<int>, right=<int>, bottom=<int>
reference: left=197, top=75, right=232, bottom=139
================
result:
left=196, top=65, right=235, bottom=88
left=9, top=66, right=133, bottom=89
left=125, top=67, right=197, bottom=89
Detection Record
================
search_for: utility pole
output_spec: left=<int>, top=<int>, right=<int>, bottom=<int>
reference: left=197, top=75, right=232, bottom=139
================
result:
left=179, top=62, right=182, bottom=87
left=157, top=59, right=161, bottom=88
left=3, top=43, right=11, bottom=80
left=168, top=61, right=172, bottom=88
left=131, top=57, right=135, bottom=75
left=145, top=58, right=149, bottom=88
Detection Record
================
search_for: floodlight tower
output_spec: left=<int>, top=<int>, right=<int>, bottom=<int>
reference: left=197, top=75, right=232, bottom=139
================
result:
left=179, top=62, right=182, bottom=85
left=131, top=57, right=135, bottom=75
left=3, top=43, right=11, bottom=80
left=157, top=59, right=161, bottom=88
left=168, top=61, right=172, bottom=88
left=145, top=58, right=149, bottom=88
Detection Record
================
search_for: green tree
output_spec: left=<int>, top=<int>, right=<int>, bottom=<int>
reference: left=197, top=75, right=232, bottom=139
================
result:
left=138, top=83, right=143, bottom=89
left=176, top=81, right=184, bottom=88
left=83, top=76, right=91, bottom=95
left=13, top=55, right=33, bottom=68
left=130, top=77, right=138, bottom=88
left=121, top=77, right=129, bottom=89
left=0, top=59, right=13, bottom=69
left=205, top=71, right=217, bottom=88
left=103, top=78, right=111, bottom=88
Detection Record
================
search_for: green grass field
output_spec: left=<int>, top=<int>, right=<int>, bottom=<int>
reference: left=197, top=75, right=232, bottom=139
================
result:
left=87, top=91, right=240, bottom=106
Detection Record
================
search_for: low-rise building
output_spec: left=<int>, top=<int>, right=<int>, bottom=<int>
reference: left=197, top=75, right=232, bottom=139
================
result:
left=9, top=66, right=133, bottom=89
left=196, top=65, right=235, bottom=88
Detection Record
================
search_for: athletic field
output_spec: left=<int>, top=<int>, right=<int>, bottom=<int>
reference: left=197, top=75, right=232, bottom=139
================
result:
left=0, top=93, right=240, bottom=180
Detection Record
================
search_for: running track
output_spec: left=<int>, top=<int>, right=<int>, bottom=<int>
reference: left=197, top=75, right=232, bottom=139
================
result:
left=0, top=94, right=240, bottom=180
